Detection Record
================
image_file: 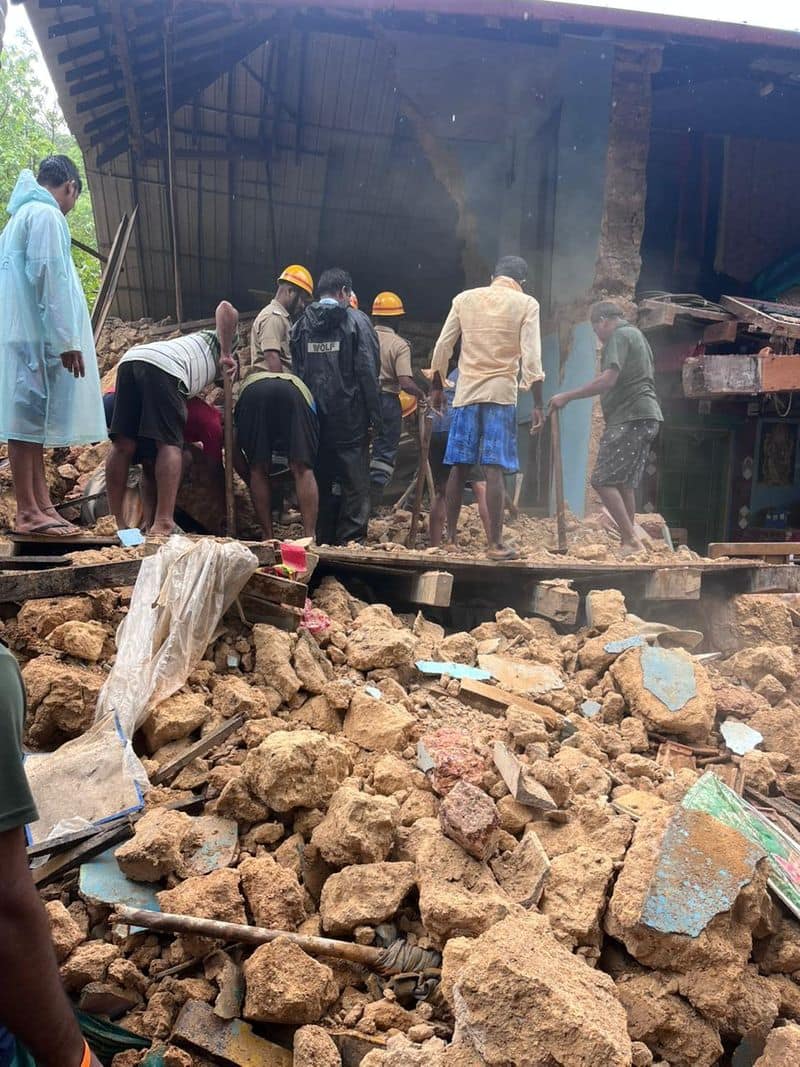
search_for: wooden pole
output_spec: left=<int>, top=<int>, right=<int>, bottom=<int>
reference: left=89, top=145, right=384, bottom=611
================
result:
left=223, top=372, right=237, bottom=537
left=550, top=409, right=567, bottom=552
left=164, top=11, right=184, bottom=325
left=114, top=905, right=385, bottom=968
left=408, top=406, right=432, bottom=547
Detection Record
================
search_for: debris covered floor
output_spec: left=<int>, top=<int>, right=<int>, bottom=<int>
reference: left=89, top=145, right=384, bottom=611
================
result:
left=9, top=554, right=800, bottom=1066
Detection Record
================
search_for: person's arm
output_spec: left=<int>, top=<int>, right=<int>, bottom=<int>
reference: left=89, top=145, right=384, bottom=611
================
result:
left=548, top=367, right=619, bottom=412
left=354, top=318, right=383, bottom=433
left=251, top=311, right=287, bottom=375
left=395, top=339, right=425, bottom=400
left=398, top=375, right=425, bottom=400
left=215, top=301, right=239, bottom=380
left=24, top=207, right=85, bottom=378
left=429, top=303, right=461, bottom=413
left=519, top=299, right=545, bottom=431
left=0, top=828, right=98, bottom=1067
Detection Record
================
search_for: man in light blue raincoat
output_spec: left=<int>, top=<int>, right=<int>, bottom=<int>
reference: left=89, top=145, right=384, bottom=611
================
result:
left=0, top=156, right=106, bottom=535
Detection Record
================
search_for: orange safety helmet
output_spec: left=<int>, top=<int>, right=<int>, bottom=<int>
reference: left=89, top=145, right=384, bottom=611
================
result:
left=372, top=291, right=405, bottom=316
left=277, top=264, right=314, bottom=297
left=399, top=390, right=418, bottom=418
left=349, top=291, right=359, bottom=309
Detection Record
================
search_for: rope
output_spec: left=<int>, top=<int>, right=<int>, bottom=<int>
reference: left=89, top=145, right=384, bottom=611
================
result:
left=376, top=940, right=442, bottom=976
left=772, top=392, right=793, bottom=418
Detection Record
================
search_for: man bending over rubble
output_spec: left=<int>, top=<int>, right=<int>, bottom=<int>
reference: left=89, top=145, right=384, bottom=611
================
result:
left=105, top=301, right=239, bottom=536
left=549, top=301, right=663, bottom=556
left=429, top=256, right=544, bottom=560
left=0, top=640, right=102, bottom=1066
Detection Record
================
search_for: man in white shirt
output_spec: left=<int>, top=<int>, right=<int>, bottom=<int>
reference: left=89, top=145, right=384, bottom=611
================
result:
left=105, top=300, right=238, bottom=536
left=429, top=256, right=544, bottom=559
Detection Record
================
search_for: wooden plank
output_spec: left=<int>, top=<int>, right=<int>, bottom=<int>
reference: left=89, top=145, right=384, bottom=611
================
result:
left=643, top=567, right=701, bottom=600
left=639, top=299, right=729, bottom=329
left=151, top=714, right=245, bottom=786
left=746, top=788, right=800, bottom=831
left=238, top=595, right=301, bottom=631
left=242, top=570, right=307, bottom=608
left=0, top=556, right=72, bottom=570
left=397, top=569, right=453, bottom=607
left=721, top=294, right=800, bottom=339
left=8, top=532, right=118, bottom=548
left=703, top=319, right=739, bottom=344
left=745, top=566, right=797, bottom=593
left=707, top=542, right=800, bottom=559
left=530, top=579, right=579, bottom=624
left=0, top=559, right=143, bottom=603
left=32, top=793, right=206, bottom=887
left=459, top=678, right=563, bottom=730
left=493, top=741, right=558, bottom=811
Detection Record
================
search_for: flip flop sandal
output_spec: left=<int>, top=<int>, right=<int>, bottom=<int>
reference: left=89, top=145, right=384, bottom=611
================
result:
left=12, top=521, right=80, bottom=539
left=487, top=544, right=519, bottom=561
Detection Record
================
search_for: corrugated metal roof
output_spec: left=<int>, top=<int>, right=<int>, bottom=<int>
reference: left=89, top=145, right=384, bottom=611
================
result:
left=22, top=0, right=800, bottom=322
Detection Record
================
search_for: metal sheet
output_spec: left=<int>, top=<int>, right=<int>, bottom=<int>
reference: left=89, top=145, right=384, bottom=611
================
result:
left=640, top=645, right=697, bottom=712
left=604, top=634, right=646, bottom=654
left=416, top=660, right=491, bottom=680
left=720, top=719, right=763, bottom=756
left=185, top=815, right=239, bottom=877
left=79, top=847, right=160, bottom=911
left=640, top=806, right=764, bottom=937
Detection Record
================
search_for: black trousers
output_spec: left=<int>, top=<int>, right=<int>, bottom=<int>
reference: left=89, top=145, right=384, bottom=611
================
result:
left=315, top=437, right=370, bottom=545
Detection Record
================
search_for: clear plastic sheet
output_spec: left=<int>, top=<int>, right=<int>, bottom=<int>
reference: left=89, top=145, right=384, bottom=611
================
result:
left=25, top=714, right=145, bottom=844
left=96, top=536, right=259, bottom=738
left=26, top=538, right=258, bottom=841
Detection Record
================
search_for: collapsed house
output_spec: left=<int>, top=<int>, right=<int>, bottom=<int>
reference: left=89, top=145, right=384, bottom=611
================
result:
left=20, top=0, right=800, bottom=528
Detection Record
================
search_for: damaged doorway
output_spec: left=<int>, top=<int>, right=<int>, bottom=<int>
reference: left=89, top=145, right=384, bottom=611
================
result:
left=657, top=426, right=732, bottom=551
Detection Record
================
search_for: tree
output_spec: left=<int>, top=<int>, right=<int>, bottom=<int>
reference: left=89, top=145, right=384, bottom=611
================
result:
left=0, top=36, right=99, bottom=302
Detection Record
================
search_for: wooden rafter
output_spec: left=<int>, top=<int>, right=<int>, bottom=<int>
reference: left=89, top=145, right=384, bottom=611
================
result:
left=107, top=0, right=143, bottom=151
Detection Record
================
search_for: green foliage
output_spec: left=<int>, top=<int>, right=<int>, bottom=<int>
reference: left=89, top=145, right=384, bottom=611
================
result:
left=0, top=36, right=100, bottom=303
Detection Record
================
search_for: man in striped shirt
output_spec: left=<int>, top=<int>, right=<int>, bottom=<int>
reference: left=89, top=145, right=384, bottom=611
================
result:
left=105, top=301, right=238, bottom=536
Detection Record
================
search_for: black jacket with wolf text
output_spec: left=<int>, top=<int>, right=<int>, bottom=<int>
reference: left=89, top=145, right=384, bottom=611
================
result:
left=290, top=301, right=382, bottom=446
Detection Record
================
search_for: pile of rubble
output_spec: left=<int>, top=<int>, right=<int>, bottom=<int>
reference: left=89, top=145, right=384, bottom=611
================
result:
left=355, top=506, right=707, bottom=565
left=10, top=576, right=800, bottom=1065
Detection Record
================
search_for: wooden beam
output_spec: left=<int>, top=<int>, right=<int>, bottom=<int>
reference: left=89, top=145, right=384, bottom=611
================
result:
left=71, top=236, right=108, bottom=262
left=163, top=13, right=184, bottom=325
left=397, top=569, right=453, bottom=607
left=458, top=678, right=563, bottom=730
left=151, top=714, right=245, bottom=785
left=48, top=13, right=110, bottom=37
left=530, top=579, right=579, bottom=625
left=0, top=560, right=142, bottom=603
left=721, top=295, right=800, bottom=340
left=708, top=542, right=800, bottom=560
left=108, top=0, right=144, bottom=152
left=241, top=570, right=307, bottom=608
left=643, top=567, right=701, bottom=600
left=703, top=319, right=739, bottom=344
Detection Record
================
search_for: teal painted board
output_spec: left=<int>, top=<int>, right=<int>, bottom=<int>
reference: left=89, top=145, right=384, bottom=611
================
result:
left=604, top=635, right=646, bottom=655
left=641, top=645, right=697, bottom=712
left=683, top=772, right=800, bottom=921
left=640, top=805, right=764, bottom=937
left=80, top=847, right=160, bottom=911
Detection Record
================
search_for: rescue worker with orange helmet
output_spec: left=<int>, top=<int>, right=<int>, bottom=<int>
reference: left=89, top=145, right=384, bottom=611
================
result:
left=247, top=264, right=314, bottom=378
left=369, top=291, right=425, bottom=510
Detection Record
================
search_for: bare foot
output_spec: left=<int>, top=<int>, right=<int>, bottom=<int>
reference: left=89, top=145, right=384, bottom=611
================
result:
left=619, top=540, right=646, bottom=559
left=148, top=522, right=178, bottom=538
